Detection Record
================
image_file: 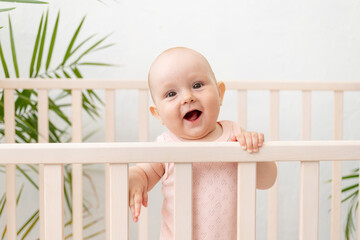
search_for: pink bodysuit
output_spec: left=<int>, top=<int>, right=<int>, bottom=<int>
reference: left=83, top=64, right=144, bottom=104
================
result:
left=157, top=120, right=241, bottom=240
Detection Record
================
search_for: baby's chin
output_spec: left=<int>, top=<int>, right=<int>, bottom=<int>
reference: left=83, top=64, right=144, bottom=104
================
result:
left=176, top=131, right=211, bottom=142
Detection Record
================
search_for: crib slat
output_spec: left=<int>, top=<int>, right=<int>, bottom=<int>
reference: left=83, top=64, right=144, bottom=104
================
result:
left=38, top=89, right=49, bottom=240
left=331, top=91, right=343, bottom=240
left=4, top=89, right=16, bottom=240
left=5, top=165, right=16, bottom=240
left=269, top=90, right=279, bottom=141
left=174, top=163, right=192, bottom=240
left=299, top=91, right=319, bottom=240
left=4, top=89, right=15, bottom=142
left=44, top=164, right=64, bottom=240
left=237, top=163, right=256, bottom=240
left=268, top=90, right=279, bottom=240
left=38, top=89, right=49, bottom=143
left=105, top=89, right=116, bottom=240
left=72, top=89, right=83, bottom=240
left=72, top=89, right=82, bottom=142
left=301, top=91, right=311, bottom=140
left=237, top=90, right=247, bottom=129
left=107, top=163, right=129, bottom=240
left=106, top=89, right=116, bottom=142
left=138, top=90, right=149, bottom=239
left=299, top=162, right=319, bottom=240
left=39, top=163, right=45, bottom=240
left=138, top=89, right=149, bottom=141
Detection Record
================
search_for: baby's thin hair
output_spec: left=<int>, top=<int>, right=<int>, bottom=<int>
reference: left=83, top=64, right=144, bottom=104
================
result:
left=148, top=47, right=216, bottom=102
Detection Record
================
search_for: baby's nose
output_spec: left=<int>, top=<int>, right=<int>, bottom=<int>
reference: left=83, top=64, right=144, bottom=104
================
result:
left=181, top=92, right=195, bottom=104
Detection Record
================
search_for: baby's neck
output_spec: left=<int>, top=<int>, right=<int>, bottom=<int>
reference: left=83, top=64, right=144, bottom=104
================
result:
left=179, top=122, right=223, bottom=142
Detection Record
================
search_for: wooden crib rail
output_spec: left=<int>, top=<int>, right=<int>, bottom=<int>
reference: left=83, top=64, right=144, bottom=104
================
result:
left=1, top=141, right=360, bottom=240
left=1, top=141, right=360, bottom=164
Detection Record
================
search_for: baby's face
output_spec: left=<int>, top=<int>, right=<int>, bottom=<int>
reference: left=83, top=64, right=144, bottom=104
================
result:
left=149, top=49, right=225, bottom=140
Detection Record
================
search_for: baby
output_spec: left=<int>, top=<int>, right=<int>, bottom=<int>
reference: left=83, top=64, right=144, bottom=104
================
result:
left=129, top=47, right=277, bottom=240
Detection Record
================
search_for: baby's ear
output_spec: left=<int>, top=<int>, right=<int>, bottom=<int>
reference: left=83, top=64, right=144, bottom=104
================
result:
left=149, top=105, right=164, bottom=125
left=217, top=81, right=226, bottom=106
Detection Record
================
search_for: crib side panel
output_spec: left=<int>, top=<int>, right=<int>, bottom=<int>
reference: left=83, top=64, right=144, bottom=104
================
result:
left=2, top=79, right=360, bottom=240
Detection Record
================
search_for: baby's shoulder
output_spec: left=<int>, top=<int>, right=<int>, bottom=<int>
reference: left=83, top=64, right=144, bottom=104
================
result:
left=219, top=120, right=242, bottom=135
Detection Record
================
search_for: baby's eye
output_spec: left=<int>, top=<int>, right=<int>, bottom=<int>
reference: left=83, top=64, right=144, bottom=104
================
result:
left=166, top=91, right=176, bottom=98
left=193, top=82, right=203, bottom=89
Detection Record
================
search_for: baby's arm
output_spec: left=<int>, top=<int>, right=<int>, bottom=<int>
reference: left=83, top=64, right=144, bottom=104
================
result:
left=231, top=130, right=277, bottom=189
left=255, top=161, right=277, bottom=189
left=129, top=163, right=164, bottom=222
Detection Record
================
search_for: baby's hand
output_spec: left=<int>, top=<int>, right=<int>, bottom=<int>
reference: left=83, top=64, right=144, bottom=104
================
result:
left=230, top=131, right=264, bottom=153
left=129, top=166, right=148, bottom=222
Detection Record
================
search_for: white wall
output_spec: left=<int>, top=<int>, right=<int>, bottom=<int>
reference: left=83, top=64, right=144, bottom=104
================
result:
left=1, top=0, right=360, bottom=239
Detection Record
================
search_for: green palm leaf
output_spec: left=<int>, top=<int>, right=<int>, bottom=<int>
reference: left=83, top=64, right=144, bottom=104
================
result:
left=30, top=13, right=44, bottom=77
left=45, top=11, right=59, bottom=71
left=0, top=0, right=47, bottom=3
left=16, top=166, right=38, bottom=190
left=72, top=33, right=112, bottom=65
left=61, top=16, right=85, bottom=66
left=0, top=42, right=10, bottom=78
left=8, top=14, right=19, bottom=78
left=0, top=7, right=15, bottom=12
left=69, top=34, right=96, bottom=57
left=1, top=9, right=113, bottom=240
left=0, top=193, right=5, bottom=216
left=17, top=210, right=38, bottom=235
left=78, top=62, right=115, bottom=67
left=34, top=10, right=48, bottom=77
left=20, top=214, right=39, bottom=240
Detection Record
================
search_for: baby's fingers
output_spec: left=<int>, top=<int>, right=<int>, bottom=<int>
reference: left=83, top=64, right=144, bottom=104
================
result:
left=129, top=198, right=136, bottom=222
left=143, top=191, right=148, bottom=207
left=251, top=132, right=259, bottom=152
left=236, top=134, right=247, bottom=150
left=134, top=194, right=143, bottom=220
left=258, top=133, right=264, bottom=147
left=129, top=192, right=143, bottom=222
left=245, top=132, right=253, bottom=153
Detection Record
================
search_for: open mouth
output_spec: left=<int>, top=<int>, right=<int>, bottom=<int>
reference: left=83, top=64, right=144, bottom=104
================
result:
left=184, top=110, right=202, bottom=122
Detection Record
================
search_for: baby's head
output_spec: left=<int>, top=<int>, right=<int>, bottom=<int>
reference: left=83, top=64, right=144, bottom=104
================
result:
left=148, top=47, right=226, bottom=140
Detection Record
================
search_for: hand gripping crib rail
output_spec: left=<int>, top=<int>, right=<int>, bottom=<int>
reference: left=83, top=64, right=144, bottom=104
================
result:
left=1, top=79, right=360, bottom=240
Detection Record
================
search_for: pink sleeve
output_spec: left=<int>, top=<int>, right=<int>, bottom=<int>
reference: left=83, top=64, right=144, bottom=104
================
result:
left=155, top=133, right=172, bottom=181
left=155, top=134, right=167, bottom=172
left=135, top=134, right=166, bottom=186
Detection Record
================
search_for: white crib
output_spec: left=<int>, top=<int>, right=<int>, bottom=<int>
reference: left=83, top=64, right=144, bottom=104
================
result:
left=1, top=79, right=360, bottom=240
